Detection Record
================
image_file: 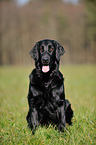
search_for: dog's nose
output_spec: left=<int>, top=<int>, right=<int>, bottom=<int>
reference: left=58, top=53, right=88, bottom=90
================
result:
left=43, top=58, right=49, bottom=64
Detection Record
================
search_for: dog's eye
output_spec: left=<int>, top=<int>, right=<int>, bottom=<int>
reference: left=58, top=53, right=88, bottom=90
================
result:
left=50, top=48, right=53, bottom=51
left=48, top=45, right=53, bottom=52
left=40, top=46, right=44, bottom=52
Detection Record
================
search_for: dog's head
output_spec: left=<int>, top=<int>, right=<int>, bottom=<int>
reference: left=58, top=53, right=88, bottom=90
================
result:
left=30, top=39, right=65, bottom=73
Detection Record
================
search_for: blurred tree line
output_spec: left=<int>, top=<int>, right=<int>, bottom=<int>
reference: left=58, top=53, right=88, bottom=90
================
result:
left=0, top=0, right=96, bottom=65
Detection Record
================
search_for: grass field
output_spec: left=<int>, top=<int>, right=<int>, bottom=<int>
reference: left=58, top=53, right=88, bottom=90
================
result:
left=0, top=65, right=96, bottom=145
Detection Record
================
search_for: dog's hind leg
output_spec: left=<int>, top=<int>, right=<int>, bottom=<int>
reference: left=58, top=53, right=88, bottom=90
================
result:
left=65, top=99, right=73, bottom=125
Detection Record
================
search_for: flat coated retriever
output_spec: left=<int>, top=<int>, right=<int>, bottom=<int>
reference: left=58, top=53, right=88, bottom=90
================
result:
left=26, top=39, right=73, bottom=133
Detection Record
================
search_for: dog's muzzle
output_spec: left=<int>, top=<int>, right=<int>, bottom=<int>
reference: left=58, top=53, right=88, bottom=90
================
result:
left=42, top=57, right=50, bottom=73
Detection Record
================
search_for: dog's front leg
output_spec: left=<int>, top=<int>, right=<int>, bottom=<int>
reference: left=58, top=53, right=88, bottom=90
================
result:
left=30, top=107, right=39, bottom=134
left=27, top=93, right=39, bottom=134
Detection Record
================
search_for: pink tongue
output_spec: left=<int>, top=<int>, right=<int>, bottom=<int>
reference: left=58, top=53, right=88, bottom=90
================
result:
left=42, top=66, right=49, bottom=73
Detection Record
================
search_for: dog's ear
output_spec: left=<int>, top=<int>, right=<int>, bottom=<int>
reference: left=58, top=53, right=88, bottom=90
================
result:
left=54, top=40, right=65, bottom=61
left=29, top=42, right=39, bottom=62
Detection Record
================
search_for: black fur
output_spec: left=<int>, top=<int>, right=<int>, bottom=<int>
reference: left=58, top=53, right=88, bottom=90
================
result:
left=26, top=39, right=73, bottom=133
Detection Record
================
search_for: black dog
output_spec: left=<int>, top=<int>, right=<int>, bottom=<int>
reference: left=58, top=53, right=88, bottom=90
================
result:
left=26, top=39, right=73, bottom=133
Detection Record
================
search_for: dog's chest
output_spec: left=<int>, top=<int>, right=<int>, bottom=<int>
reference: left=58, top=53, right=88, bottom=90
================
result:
left=43, top=81, right=51, bottom=89
left=42, top=77, right=57, bottom=91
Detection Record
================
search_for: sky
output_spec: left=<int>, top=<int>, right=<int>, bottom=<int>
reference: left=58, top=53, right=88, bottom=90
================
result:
left=62, top=0, right=79, bottom=4
left=16, top=0, right=79, bottom=6
left=16, top=0, right=30, bottom=6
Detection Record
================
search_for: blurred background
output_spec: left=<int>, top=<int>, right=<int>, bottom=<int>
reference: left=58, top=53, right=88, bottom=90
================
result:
left=0, top=0, right=96, bottom=65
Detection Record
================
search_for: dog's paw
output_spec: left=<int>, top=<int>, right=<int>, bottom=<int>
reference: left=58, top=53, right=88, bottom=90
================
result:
left=58, top=124, right=66, bottom=132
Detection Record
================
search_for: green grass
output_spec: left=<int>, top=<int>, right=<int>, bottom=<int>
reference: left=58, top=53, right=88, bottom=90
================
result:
left=0, top=65, right=96, bottom=145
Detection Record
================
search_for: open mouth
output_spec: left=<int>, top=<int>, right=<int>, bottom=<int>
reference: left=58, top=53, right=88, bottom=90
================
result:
left=42, top=65, right=50, bottom=73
